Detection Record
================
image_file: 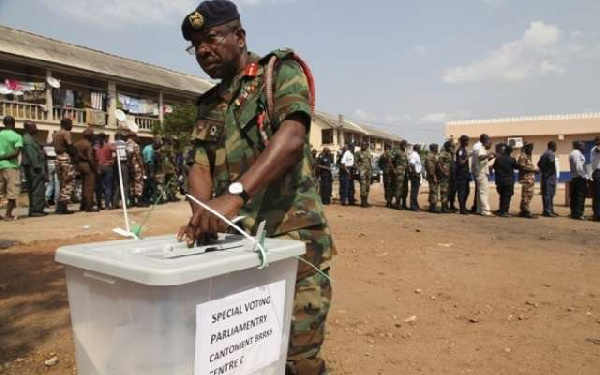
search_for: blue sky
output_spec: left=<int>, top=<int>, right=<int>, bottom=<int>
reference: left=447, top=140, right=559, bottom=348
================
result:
left=1, top=0, right=599, bottom=142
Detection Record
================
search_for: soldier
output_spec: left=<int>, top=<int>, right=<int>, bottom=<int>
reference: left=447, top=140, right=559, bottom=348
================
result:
left=53, top=118, right=76, bottom=215
left=455, top=135, right=471, bottom=214
left=391, top=140, right=409, bottom=210
left=74, top=128, right=99, bottom=212
left=437, top=141, right=454, bottom=213
left=425, top=143, right=440, bottom=213
left=177, top=2, right=335, bottom=373
left=21, top=121, right=47, bottom=217
left=517, top=142, right=539, bottom=219
left=162, top=135, right=180, bottom=202
left=378, top=144, right=395, bottom=207
left=126, top=132, right=148, bottom=207
left=355, top=142, right=372, bottom=208
left=448, top=140, right=458, bottom=212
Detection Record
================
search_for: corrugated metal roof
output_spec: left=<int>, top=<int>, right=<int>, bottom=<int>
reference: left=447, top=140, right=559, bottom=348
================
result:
left=0, top=25, right=212, bottom=96
left=314, top=111, right=403, bottom=142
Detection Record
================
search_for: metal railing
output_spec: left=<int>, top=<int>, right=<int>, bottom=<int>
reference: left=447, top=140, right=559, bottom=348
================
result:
left=135, top=116, right=159, bottom=132
left=53, top=107, right=86, bottom=124
left=0, top=100, right=47, bottom=121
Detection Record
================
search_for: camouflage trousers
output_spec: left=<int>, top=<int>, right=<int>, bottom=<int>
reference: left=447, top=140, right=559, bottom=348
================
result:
left=439, top=178, right=450, bottom=206
left=129, top=162, right=144, bottom=197
left=520, top=181, right=534, bottom=212
left=276, top=226, right=335, bottom=375
left=382, top=172, right=395, bottom=203
left=393, top=169, right=406, bottom=202
left=428, top=178, right=440, bottom=206
left=359, top=171, right=371, bottom=198
left=155, top=173, right=165, bottom=200
left=56, top=154, right=75, bottom=204
left=165, top=173, right=178, bottom=199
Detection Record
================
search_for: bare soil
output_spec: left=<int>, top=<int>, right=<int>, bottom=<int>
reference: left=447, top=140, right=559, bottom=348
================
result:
left=1, top=184, right=599, bottom=374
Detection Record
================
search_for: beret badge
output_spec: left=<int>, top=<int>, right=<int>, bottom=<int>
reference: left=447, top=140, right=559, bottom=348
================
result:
left=189, top=12, right=205, bottom=29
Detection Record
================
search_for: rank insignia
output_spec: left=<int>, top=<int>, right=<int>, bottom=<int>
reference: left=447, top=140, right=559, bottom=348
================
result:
left=244, top=63, right=259, bottom=77
left=189, top=12, right=204, bottom=29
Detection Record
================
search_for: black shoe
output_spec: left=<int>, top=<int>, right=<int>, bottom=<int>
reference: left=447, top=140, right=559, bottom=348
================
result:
left=460, top=210, right=468, bottom=215
left=519, top=211, right=535, bottom=219
left=551, top=212, right=560, bottom=217
left=85, top=208, right=100, bottom=212
left=29, top=212, right=47, bottom=217
left=56, top=202, right=75, bottom=215
left=542, top=212, right=554, bottom=218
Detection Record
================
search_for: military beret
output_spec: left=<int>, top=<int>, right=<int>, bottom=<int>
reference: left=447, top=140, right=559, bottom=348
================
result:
left=182, top=0, right=240, bottom=41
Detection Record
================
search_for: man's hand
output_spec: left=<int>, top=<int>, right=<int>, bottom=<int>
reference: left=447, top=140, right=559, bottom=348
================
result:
left=177, top=194, right=244, bottom=248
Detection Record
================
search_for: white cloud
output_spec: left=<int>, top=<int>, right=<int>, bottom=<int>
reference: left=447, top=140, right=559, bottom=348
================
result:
left=354, top=108, right=411, bottom=123
left=442, top=21, right=579, bottom=84
left=37, top=0, right=298, bottom=28
left=419, top=110, right=471, bottom=123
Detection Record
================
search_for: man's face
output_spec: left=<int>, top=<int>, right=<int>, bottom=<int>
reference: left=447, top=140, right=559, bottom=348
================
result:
left=483, top=140, right=492, bottom=150
left=191, top=23, right=245, bottom=79
left=460, top=139, right=469, bottom=148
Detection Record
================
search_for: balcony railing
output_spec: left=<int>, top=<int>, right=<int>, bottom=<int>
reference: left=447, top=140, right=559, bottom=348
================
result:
left=135, top=116, right=160, bottom=132
left=0, top=101, right=47, bottom=121
left=53, top=106, right=86, bottom=124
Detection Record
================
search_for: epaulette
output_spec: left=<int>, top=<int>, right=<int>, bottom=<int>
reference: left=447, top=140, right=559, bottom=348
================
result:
left=259, top=48, right=296, bottom=65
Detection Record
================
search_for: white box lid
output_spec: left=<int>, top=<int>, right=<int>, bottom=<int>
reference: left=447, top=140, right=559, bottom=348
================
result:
left=55, top=234, right=305, bottom=286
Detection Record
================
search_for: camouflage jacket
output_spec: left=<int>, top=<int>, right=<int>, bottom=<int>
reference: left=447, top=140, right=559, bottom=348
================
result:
left=425, top=154, right=438, bottom=181
left=160, top=144, right=177, bottom=174
left=518, top=153, right=536, bottom=183
left=355, top=150, right=372, bottom=175
left=192, top=50, right=327, bottom=237
left=378, top=150, right=394, bottom=175
left=126, top=139, right=143, bottom=168
left=436, top=150, right=453, bottom=180
left=392, top=148, right=408, bottom=174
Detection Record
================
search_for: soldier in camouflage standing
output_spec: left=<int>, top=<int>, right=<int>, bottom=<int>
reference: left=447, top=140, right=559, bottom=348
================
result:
left=126, top=132, right=148, bottom=207
left=437, top=141, right=454, bottom=213
left=425, top=143, right=440, bottom=213
left=177, top=2, right=335, bottom=373
left=392, top=140, right=409, bottom=210
left=162, top=135, right=180, bottom=202
left=517, top=142, right=539, bottom=219
left=355, top=142, right=373, bottom=208
left=378, top=144, right=395, bottom=208
left=53, top=118, right=76, bottom=215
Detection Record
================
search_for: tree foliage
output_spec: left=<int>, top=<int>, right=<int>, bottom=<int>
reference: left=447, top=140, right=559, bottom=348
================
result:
left=153, top=104, right=196, bottom=145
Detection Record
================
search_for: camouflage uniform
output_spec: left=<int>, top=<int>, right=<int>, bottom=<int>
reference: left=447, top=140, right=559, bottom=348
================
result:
left=126, top=138, right=144, bottom=199
left=53, top=129, right=75, bottom=204
left=192, top=50, right=335, bottom=375
left=437, top=150, right=453, bottom=210
left=378, top=150, right=395, bottom=205
left=518, top=153, right=536, bottom=213
left=161, top=143, right=179, bottom=200
left=392, top=147, right=408, bottom=208
left=355, top=149, right=372, bottom=201
left=425, top=153, right=439, bottom=208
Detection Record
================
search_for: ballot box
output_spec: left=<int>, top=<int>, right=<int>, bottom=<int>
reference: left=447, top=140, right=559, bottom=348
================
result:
left=55, top=234, right=305, bottom=375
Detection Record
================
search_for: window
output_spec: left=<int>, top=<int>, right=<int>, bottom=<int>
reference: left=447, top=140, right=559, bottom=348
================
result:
left=321, top=129, right=333, bottom=145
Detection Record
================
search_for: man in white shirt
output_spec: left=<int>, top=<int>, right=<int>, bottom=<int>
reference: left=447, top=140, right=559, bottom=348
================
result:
left=591, top=136, right=600, bottom=221
left=408, top=144, right=422, bottom=211
left=339, top=144, right=356, bottom=206
left=475, top=134, right=494, bottom=216
left=470, top=139, right=482, bottom=212
left=569, top=141, right=588, bottom=220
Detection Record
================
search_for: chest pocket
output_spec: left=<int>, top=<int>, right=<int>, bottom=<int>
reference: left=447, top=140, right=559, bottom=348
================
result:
left=236, top=84, right=269, bottom=152
left=194, top=102, right=226, bottom=143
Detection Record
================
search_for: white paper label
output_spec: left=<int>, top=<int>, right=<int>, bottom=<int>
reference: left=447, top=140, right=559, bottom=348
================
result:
left=195, top=280, right=286, bottom=375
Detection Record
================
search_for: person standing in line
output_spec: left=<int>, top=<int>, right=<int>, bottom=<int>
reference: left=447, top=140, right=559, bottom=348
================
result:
left=52, top=118, right=76, bottom=215
left=340, top=144, right=355, bottom=206
left=93, top=133, right=106, bottom=210
left=448, top=140, right=458, bottom=212
left=97, top=134, right=115, bottom=210
left=74, top=128, right=99, bottom=212
left=21, top=121, right=48, bottom=217
left=44, top=140, right=58, bottom=207
left=355, top=142, right=372, bottom=208
left=455, top=135, right=471, bottom=215
left=126, top=132, right=148, bottom=207
left=408, top=144, right=422, bottom=211
left=378, top=144, right=395, bottom=208
left=392, top=140, right=409, bottom=210
left=470, top=137, right=483, bottom=213
left=493, top=144, right=518, bottom=217
left=425, top=143, right=440, bottom=214
left=569, top=141, right=588, bottom=220
left=517, top=142, right=538, bottom=219
left=591, top=136, right=600, bottom=221
left=162, top=135, right=180, bottom=202
left=112, top=132, right=130, bottom=209
left=0, top=116, right=23, bottom=220
left=437, top=141, right=454, bottom=213
left=316, top=147, right=334, bottom=205
left=475, top=134, right=494, bottom=216
left=142, top=137, right=159, bottom=204
left=538, top=141, right=559, bottom=217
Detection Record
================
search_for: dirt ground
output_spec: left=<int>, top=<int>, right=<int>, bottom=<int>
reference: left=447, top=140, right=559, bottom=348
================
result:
left=1, top=183, right=599, bottom=374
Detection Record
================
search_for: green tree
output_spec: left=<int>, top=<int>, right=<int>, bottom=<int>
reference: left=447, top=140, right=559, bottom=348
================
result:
left=153, top=105, right=196, bottom=145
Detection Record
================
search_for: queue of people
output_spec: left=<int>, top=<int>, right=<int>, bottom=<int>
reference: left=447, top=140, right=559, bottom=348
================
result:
left=0, top=115, right=188, bottom=220
left=311, top=134, right=600, bottom=222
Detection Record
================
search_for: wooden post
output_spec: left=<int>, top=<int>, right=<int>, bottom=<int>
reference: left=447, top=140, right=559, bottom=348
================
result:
left=45, top=69, right=53, bottom=121
left=107, top=81, right=117, bottom=128
left=158, top=90, right=164, bottom=124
